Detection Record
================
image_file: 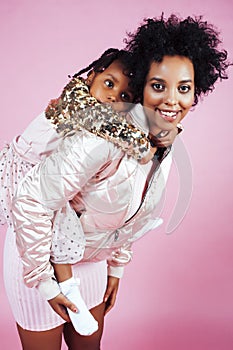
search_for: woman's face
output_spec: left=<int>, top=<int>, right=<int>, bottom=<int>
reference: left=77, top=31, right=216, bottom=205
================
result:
left=143, top=55, right=195, bottom=135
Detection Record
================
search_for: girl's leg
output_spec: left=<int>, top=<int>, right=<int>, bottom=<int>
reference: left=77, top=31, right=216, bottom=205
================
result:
left=17, top=323, right=64, bottom=350
left=63, top=302, right=105, bottom=350
left=53, top=263, right=73, bottom=282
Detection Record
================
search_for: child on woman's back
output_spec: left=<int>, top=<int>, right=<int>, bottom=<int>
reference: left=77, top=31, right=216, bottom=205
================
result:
left=1, top=48, right=179, bottom=335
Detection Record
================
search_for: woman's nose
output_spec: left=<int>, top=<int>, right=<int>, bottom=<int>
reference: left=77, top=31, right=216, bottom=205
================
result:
left=164, top=89, right=178, bottom=106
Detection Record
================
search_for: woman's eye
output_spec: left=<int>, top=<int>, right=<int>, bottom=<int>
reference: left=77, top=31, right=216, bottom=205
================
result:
left=121, top=92, right=131, bottom=102
left=105, top=80, right=114, bottom=88
left=151, top=83, right=164, bottom=91
left=179, top=85, right=191, bottom=93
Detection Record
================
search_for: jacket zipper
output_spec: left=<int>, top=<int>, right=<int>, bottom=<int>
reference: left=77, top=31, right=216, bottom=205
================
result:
left=85, top=150, right=169, bottom=260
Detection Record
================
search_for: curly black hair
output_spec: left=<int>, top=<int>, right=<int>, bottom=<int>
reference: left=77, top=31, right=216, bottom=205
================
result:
left=124, top=14, right=231, bottom=105
left=73, top=48, right=132, bottom=76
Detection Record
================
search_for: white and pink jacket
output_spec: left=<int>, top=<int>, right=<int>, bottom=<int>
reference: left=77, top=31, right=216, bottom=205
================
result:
left=12, top=104, right=172, bottom=300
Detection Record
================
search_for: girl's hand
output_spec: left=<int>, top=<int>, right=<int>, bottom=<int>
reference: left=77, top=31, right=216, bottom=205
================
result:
left=155, top=126, right=179, bottom=148
left=103, top=276, right=120, bottom=315
left=48, top=293, right=78, bottom=322
left=140, top=123, right=183, bottom=164
left=139, top=149, right=155, bottom=164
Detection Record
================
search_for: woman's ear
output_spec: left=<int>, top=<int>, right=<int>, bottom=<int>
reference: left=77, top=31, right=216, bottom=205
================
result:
left=86, top=70, right=96, bottom=86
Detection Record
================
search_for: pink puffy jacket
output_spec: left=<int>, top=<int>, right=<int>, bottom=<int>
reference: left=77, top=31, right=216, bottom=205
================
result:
left=12, top=105, right=172, bottom=300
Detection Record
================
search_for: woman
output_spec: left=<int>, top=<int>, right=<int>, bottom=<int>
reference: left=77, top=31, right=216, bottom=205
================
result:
left=10, top=14, right=230, bottom=350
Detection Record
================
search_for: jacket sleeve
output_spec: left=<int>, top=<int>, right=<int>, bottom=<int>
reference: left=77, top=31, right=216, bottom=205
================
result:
left=12, top=131, right=115, bottom=300
left=12, top=112, right=61, bottom=164
left=106, top=218, right=163, bottom=278
left=45, top=77, right=150, bottom=160
left=107, top=242, right=133, bottom=278
left=106, top=151, right=172, bottom=279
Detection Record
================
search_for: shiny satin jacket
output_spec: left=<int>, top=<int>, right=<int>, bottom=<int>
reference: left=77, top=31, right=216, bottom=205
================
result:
left=12, top=105, right=172, bottom=300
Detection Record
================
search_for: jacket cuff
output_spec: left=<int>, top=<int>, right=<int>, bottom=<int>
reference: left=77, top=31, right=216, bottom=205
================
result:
left=107, top=265, right=125, bottom=279
left=36, top=278, right=61, bottom=300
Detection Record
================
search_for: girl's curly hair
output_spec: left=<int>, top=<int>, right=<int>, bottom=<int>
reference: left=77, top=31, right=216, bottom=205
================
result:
left=125, top=14, right=231, bottom=104
left=72, top=48, right=138, bottom=101
left=73, top=48, right=133, bottom=78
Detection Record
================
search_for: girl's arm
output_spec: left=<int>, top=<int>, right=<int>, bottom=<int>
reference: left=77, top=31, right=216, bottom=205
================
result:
left=10, top=77, right=150, bottom=165
left=45, top=77, right=151, bottom=161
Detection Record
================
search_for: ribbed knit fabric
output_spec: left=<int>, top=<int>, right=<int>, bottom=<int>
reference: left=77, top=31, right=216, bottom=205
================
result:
left=3, top=227, right=107, bottom=331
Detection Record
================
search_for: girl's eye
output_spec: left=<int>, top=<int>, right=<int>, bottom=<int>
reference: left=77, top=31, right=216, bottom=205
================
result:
left=151, top=83, right=165, bottom=91
left=121, top=92, right=131, bottom=102
left=179, top=85, right=191, bottom=93
left=105, top=80, right=114, bottom=88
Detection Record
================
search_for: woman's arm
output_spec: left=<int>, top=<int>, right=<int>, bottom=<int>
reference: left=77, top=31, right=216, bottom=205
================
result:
left=103, top=276, right=120, bottom=315
left=103, top=217, right=165, bottom=313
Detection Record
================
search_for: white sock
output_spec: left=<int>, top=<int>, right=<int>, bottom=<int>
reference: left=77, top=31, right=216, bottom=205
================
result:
left=59, top=277, right=98, bottom=336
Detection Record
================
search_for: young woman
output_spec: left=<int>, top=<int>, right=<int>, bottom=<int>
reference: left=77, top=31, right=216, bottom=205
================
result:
left=9, top=14, right=230, bottom=350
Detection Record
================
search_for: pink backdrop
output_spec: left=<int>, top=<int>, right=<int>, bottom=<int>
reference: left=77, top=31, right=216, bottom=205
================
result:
left=0, top=0, right=233, bottom=349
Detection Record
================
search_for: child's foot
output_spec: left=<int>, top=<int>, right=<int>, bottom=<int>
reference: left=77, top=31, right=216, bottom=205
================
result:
left=59, top=277, right=98, bottom=336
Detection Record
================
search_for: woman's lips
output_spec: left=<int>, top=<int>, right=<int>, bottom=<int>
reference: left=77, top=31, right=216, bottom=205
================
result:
left=158, top=109, right=179, bottom=122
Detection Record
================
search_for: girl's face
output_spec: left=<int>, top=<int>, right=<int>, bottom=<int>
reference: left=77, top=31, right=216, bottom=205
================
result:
left=89, top=60, right=134, bottom=111
left=143, top=55, right=195, bottom=135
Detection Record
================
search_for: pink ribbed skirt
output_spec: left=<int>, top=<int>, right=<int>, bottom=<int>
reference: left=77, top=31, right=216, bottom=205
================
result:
left=3, top=227, right=108, bottom=331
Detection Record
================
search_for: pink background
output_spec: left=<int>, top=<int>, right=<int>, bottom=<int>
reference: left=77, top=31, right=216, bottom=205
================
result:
left=0, top=0, right=233, bottom=349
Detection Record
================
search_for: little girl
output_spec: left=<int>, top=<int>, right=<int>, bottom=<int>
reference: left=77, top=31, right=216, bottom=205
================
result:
left=1, top=48, right=178, bottom=336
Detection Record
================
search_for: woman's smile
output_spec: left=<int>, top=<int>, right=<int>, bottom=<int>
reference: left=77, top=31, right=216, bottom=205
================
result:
left=157, top=108, right=181, bottom=122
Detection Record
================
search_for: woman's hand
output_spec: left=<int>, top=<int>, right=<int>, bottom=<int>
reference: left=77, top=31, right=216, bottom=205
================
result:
left=48, top=293, right=78, bottom=322
left=103, top=276, right=120, bottom=315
